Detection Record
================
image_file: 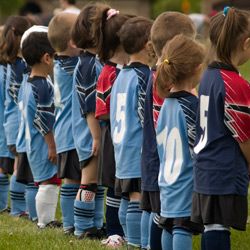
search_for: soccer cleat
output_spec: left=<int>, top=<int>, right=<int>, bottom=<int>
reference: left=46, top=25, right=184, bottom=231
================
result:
left=37, top=220, right=62, bottom=229
left=64, top=227, right=75, bottom=235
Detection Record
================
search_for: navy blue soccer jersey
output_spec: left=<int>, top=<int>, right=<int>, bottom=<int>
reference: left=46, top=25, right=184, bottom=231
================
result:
left=4, top=58, right=28, bottom=146
left=22, top=76, right=57, bottom=182
left=110, top=62, right=151, bottom=179
left=194, top=62, right=250, bottom=196
left=72, top=52, right=102, bottom=162
left=0, top=64, right=13, bottom=158
left=53, top=55, right=79, bottom=154
left=141, top=71, right=160, bottom=191
left=156, top=91, right=198, bottom=218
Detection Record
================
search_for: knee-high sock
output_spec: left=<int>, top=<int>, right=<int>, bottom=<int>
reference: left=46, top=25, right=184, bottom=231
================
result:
left=126, top=201, right=142, bottom=247
left=36, top=184, right=59, bottom=228
left=25, top=182, right=38, bottom=221
left=74, top=186, right=96, bottom=236
left=202, top=227, right=230, bottom=250
left=106, top=187, right=123, bottom=236
left=173, top=228, right=192, bottom=250
left=161, top=229, right=173, bottom=250
left=10, top=174, right=26, bottom=216
left=118, top=197, right=129, bottom=239
left=94, top=186, right=105, bottom=229
left=150, top=213, right=162, bottom=250
left=0, top=173, right=9, bottom=211
left=60, top=183, right=79, bottom=231
left=141, top=210, right=150, bottom=248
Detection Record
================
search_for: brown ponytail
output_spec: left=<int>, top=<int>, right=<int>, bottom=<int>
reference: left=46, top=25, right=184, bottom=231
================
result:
left=156, top=34, right=205, bottom=98
left=0, top=16, right=31, bottom=64
left=210, top=7, right=250, bottom=66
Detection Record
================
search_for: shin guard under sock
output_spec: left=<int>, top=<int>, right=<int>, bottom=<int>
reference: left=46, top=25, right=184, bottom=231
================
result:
left=25, top=182, right=38, bottom=221
left=118, top=197, right=129, bottom=239
left=94, top=186, right=105, bottom=229
left=0, top=173, right=9, bottom=211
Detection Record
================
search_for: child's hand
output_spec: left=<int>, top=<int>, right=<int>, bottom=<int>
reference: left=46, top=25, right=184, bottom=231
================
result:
left=48, top=145, right=57, bottom=165
left=92, top=139, right=100, bottom=156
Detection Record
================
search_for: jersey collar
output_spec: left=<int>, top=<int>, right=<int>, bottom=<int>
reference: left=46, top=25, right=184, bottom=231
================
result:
left=168, top=90, right=195, bottom=99
left=208, top=61, right=239, bottom=73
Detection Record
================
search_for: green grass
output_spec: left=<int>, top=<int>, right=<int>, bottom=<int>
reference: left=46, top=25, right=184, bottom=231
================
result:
left=0, top=62, right=249, bottom=250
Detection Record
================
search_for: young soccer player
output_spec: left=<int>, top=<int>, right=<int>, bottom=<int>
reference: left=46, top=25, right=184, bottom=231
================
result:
left=48, top=12, right=81, bottom=235
left=94, top=8, right=130, bottom=247
left=0, top=16, right=31, bottom=216
left=192, top=7, right=250, bottom=250
left=110, top=16, right=153, bottom=249
left=155, top=34, right=205, bottom=250
left=71, top=3, right=107, bottom=238
left=141, top=12, right=196, bottom=250
left=21, top=27, right=61, bottom=228
left=0, top=28, right=14, bottom=213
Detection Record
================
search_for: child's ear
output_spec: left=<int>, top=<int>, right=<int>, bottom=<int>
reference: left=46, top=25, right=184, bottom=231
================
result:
left=69, top=39, right=77, bottom=49
left=243, top=37, right=250, bottom=51
left=41, top=53, right=53, bottom=65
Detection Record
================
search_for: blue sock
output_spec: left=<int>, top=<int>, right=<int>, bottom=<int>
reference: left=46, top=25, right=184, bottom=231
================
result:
left=10, top=174, right=26, bottom=216
left=126, top=201, right=142, bottom=247
left=162, top=229, right=173, bottom=250
left=150, top=213, right=162, bottom=250
left=25, top=182, right=38, bottom=221
left=118, top=197, right=129, bottom=239
left=74, top=199, right=95, bottom=236
left=173, top=228, right=192, bottom=250
left=141, top=210, right=150, bottom=248
left=60, top=183, right=79, bottom=231
left=106, top=187, right=123, bottom=236
left=0, top=173, right=9, bottom=211
left=202, top=230, right=230, bottom=250
left=94, top=186, right=105, bottom=229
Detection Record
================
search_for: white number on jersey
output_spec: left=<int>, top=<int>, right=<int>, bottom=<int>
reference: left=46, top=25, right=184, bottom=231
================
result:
left=113, top=93, right=126, bottom=144
left=194, top=95, right=209, bottom=154
left=157, top=127, right=183, bottom=185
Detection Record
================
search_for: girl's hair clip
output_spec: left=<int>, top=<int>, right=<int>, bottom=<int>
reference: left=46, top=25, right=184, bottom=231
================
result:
left=107, top=9, right=120, bottom=20
left=223, top=6, right=230, bottom=17
left=163, top=59, right=170, bottom=65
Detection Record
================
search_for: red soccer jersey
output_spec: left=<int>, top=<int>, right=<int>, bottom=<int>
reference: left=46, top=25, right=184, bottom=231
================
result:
left=95, top=62, right=122, bottom=119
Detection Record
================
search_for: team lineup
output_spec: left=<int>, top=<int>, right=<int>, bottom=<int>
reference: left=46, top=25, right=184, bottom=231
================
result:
left=0, top=2, right=250, bottom=250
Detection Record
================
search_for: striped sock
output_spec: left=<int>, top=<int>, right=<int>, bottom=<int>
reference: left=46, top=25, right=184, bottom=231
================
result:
left=106, top=187, right=123, bottom=236
left=10, top=174, right=26, bottom=216
left=25, top=182, right=38, bottom=221
left=126, top=201, right=142, bottom=247
left=60, top=183, right=79, bottom=232
left=0, top=173, right=9, bottom=211
left=94, top=186, right=105, bottom=229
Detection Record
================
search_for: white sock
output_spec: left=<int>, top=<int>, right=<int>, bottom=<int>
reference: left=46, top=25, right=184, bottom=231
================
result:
left=36, top=185, right=59, bottom=228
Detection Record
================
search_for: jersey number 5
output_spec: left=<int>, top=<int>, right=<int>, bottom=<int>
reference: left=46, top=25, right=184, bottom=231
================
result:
left=113, top=93, right=126, bottom=144
left=157, top=127, right=183, bottom=185
left=194, top=95, right=209, bottom=154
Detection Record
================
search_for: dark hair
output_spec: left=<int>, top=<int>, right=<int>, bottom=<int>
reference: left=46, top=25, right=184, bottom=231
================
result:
left=21, top=32, right=55, bottom=66
left=151, top=12, right=196, bottom=57
left=19, top=2, right=42, bottom=16
left=71, top=2, right=109, bottom=49
left=92, top=8, right=130, bottom=62
left=118, top=16, right=153, bottom=54
left=210, top=7, right=250, bottom=65
left=67, top=0, right=76, bottom=4
left=156, top=34, right=205, bottom=98
left=48, top=12, right=77, bottom=52
left=0, top=16, right=31, bottom=63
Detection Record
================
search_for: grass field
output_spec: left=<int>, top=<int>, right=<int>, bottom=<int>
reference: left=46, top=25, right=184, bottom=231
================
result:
left=0, top=63, right=249, bottom=250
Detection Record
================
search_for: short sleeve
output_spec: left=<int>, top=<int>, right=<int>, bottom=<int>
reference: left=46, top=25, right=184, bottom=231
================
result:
left=31, top=79, right=55, bottom=136
left=222, top=71, right=250, bottom=143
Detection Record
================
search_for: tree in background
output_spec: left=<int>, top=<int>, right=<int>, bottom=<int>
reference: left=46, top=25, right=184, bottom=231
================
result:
left=0, top=0, right=25, bottom=17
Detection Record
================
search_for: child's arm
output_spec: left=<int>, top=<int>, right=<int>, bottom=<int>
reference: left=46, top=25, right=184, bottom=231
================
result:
left=44, top=132, right=57, bottom=165
left=239, top=140, right=250, bottom=172
left=86, top=112, right=101, bottom=156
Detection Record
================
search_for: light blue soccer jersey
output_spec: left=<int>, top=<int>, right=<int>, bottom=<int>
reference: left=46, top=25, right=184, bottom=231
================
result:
left=0, top=64, right=13, bottom=158
left=16, top=74, right=29, bottom=153
left=156, top=91, right=198, bottom=218
left=4, top=58, right=27, bottom=146
left=72, top=52, right=102, bottom=162
left=110, top=62, right=151, bottom=179
left=22, top=76, right=57, bottom=182
left=53, top=55, right=79, bottom=154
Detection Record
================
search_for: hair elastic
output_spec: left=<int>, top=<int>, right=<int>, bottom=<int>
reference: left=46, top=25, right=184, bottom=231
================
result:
left=163, top=59, right=170, bottom=65
left=223, top=6, right=230, bottom=17
left=106, top=8, right=120, bottom=20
